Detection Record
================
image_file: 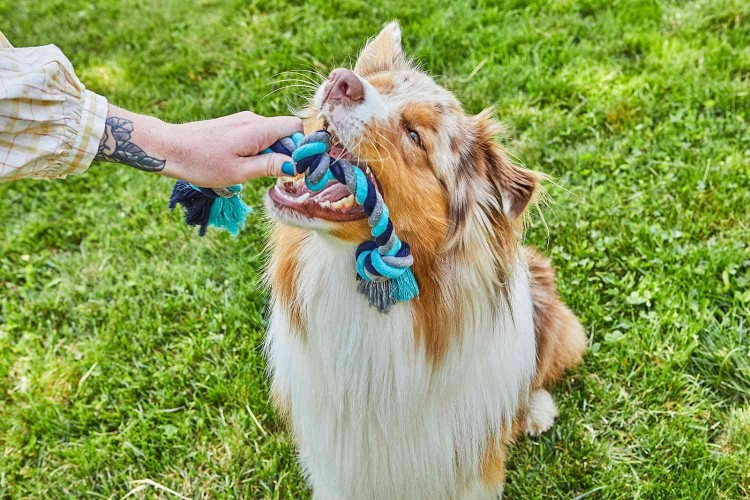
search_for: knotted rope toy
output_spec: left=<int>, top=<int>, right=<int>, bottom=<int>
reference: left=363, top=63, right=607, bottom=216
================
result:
left=169, top=130, right=418, bottom=312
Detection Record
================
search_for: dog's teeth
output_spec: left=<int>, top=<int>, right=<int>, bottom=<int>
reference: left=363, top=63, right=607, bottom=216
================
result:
left=319, top=200, right=331, bottom=208
left=297, top=192, right=310, bottom=203
left=341, top=195, right=355, bottom=208
left=331, top=199, right=344, bottom=209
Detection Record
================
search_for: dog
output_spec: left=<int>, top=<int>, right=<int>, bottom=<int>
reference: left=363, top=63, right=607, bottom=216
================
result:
left=264, top=21, right=587, bottom=499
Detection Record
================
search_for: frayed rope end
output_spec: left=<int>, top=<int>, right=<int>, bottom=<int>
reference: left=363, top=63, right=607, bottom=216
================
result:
left=357, top=279, right=396, bottom=313
left=391, top=268, right=419, bottom=302
left=357, top=269, right=419, bottom=313
left=208, top=195, right=250, bottom=237
left=169, top=181, right=250, bottom=237
left=169, top=180, right=213, bottom=236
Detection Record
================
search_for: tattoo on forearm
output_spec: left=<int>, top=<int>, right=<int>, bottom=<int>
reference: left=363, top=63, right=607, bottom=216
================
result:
left=95, top=117, right=166, bottom=172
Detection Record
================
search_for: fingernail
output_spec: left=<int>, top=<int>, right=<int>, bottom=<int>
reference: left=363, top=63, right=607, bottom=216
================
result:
left=282, top=161, right=295, bottom=176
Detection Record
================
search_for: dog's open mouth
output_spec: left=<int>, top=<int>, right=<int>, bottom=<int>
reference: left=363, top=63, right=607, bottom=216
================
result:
left=268, top=127, right=377, bottom=222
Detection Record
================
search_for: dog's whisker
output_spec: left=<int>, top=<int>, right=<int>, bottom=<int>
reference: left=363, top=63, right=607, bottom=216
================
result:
left=285, top=68, right=327, bottom=82
left=268, top=70, right=322, bottom=86
left=291, top=56, right=329, bottom=80
left=261, top=84, right=317, bottom=102
left=269, top=77, right=319, bottom=86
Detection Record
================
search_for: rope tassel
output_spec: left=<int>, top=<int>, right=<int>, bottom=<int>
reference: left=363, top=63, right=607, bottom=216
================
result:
left=169, top=182, right=250, bottom=237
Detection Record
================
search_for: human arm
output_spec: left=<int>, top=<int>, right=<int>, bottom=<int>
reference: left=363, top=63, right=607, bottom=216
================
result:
left=94, top=105, right=302, bottom=188
left=0, top=31, right=301, bottom=186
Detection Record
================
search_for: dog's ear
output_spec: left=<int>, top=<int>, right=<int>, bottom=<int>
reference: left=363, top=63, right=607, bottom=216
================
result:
left=474, top=109, right=540, bottom=219
left=495, top=151, right=540, bottom=219
left=446, top=109, right=540, bottom=249
left=355, top=21, right=406, bottom=76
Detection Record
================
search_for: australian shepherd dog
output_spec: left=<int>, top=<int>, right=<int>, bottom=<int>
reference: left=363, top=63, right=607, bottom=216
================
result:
left=264, top=22, right=587, bottom=499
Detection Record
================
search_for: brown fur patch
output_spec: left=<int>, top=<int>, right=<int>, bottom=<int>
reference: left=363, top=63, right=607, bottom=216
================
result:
left=498, top=162, right=540, bottom=219
left=270, top=389, right=291, bottom=426
left=368, top=73, right=396, bottom=94
left=445, top=112, right=539, bottom=304
left=402, top=102, right=441, bottom=133
left=479, top=437, right=507, bottom=487
left=329, top=219, right=371, bottom=243
left=527, top=247, right=587, bottom=389
left=449, top=132, right=464, bottom=155
left=478, top=415, right=526, bottom=490
left=473, top=109, right=541, bottom=220
left=411, top=263, right=452, bottom=365
left=267, top=226, right=309, bottom=337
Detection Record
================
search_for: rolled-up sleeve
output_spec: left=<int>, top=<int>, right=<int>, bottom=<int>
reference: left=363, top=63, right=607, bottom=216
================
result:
left=0, top=31, right=108, bottom=182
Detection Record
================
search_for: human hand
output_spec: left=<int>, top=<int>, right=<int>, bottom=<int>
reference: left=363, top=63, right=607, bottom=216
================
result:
left=96, top=106, right=302, bottom=188
left=162, top=111, right=302, bottom=187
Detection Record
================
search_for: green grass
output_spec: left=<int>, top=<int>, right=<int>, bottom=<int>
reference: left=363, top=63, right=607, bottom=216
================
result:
left=1, top=0, right=748, bottom=497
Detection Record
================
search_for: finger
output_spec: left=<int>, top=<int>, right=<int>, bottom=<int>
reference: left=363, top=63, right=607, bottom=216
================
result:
left=236, top=110, right=258, bottom=119
left=239, top=153, right=294, bottom=181
left=254, top=116, right=304, bottom=151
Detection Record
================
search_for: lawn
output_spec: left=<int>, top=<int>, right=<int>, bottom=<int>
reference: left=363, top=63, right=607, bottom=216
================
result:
left=1, top=0, right=749, bottom=497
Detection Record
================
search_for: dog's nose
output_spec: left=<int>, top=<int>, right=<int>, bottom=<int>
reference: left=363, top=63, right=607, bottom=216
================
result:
left=323, top=68, right=364, bottom=104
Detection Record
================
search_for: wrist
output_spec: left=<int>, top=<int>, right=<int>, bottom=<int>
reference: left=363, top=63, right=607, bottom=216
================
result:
left=136, top=114, right=173, bottom=159
left=156, top=121, right=189, bottom=180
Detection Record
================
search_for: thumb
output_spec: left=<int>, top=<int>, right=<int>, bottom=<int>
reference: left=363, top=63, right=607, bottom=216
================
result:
left=239, top=152, right=295, bottom=181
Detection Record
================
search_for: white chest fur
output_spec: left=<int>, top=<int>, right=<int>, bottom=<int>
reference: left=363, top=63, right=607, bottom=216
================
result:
left=265, top=234, right=537, bottom=500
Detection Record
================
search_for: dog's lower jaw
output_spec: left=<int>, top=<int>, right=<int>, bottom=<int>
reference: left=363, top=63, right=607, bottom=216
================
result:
left=265, top=230, right=537, bottom=500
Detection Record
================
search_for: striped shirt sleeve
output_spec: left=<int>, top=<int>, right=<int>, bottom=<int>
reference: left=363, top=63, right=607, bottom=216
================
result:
left=0, top=31, right=108, bottom=182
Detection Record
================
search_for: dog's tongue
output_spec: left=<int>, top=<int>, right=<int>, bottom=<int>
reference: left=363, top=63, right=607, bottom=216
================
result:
left=313, top=182, right=351, bottom=202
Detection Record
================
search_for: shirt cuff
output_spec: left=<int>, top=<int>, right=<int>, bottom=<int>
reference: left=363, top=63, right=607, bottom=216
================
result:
left=63, top=90, right=108, bottom=178
left=0, top=31, right=12, bottom=48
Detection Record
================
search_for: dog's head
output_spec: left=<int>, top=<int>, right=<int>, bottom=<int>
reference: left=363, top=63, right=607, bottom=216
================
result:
left=267, top=21, right=540, bottom=287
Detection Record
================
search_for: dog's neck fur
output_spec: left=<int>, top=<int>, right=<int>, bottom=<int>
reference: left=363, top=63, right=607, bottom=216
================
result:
left=265, top=229, right=537, bottom=499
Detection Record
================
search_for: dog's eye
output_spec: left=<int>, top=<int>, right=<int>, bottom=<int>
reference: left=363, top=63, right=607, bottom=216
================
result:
left=407, top=129, right=422, bottom=146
